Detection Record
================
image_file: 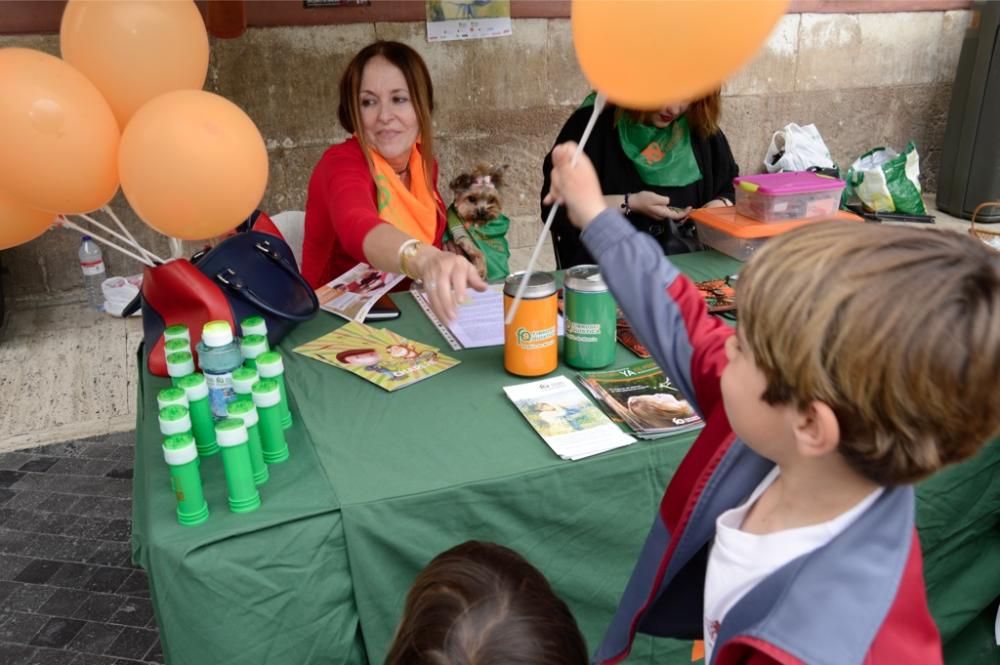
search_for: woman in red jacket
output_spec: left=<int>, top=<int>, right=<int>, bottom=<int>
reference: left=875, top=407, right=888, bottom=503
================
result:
left=302, top=41, right=485, bottom=323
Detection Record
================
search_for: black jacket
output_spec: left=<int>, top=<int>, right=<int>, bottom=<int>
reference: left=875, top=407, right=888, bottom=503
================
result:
left=541, top=104, right=739, bottom=268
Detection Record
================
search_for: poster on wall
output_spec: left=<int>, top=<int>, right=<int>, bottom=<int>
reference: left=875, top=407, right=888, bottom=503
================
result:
left=426, top=0, right=512, bottom=42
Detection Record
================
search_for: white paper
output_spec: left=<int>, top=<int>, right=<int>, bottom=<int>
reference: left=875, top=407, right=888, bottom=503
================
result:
left=412, top=283, right=563, bottom=350
left=316, top=263, right=404, bottom=322
left=504, top=376, right=635, bottom=461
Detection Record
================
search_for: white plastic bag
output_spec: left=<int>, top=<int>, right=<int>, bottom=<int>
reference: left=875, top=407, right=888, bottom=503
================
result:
left=764, top=123, right=835, bottom=173
left=102, top=274, right=142, bottom=317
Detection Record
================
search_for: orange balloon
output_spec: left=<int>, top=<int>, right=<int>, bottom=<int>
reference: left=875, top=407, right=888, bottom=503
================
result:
left=0, top=189, right=56, bottom=250
left=60, top=0, right=209, bottom=130
left=0, top=48, right=120, bottom=214
left=572, top=0, right=788, bottom=109
left=119, top=90, right=269, bottom=240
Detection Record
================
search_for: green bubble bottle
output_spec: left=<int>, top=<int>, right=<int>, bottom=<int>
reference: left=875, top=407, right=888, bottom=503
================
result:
left=163, top=433, right=209, bottom=526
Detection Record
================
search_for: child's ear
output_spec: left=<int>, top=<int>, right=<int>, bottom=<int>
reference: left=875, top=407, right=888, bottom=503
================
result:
left=792, top=401, right=840, bottom=458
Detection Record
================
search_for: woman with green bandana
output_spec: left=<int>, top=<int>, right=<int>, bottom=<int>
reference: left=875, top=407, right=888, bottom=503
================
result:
left=541, top=91, right=739, bottom=268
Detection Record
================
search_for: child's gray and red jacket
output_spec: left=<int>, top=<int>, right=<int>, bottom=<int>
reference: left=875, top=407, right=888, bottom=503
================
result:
left=581, top=209, right=942, bottom=665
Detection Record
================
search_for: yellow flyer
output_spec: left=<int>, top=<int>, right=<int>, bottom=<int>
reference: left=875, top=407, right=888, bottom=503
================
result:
left=293, top=321, right=459, bottom=391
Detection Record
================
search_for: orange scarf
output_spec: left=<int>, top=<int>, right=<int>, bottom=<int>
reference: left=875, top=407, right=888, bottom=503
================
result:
left=369, top=145, right=439, bottom=245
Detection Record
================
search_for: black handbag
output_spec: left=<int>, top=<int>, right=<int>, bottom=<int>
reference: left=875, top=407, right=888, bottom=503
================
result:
left=129, top=229, right=319, bottom=377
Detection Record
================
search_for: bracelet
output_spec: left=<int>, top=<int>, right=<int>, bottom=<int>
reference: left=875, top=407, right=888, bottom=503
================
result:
left=621, top=192, right=631, bottom=216
left=397, top=238, right=422, bottom=280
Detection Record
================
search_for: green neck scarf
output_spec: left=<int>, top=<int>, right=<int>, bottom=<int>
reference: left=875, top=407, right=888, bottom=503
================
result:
left=617, top=113, right=702, bottom=188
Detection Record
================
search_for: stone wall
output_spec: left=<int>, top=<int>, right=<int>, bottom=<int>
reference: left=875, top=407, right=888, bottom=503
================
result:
left=0, top=11, right=970, bottom=305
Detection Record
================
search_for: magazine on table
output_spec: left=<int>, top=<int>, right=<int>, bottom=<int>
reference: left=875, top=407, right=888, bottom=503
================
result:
left=315, top=263, right=405, bottom=322
left=293, top=321, right=459, bottom=391
left=503, top=375, right=635, bottom=461
left=577, top=359, right=704, bottom=439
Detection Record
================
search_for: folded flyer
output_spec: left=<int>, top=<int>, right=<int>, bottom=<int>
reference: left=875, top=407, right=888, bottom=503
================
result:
left=503, top=375, right=635, bottom=460
left=293, top=321, right=459, bottom=391
left=578, top=359, right=703, bottom=439
left=315, top=263, right=405, bottom=322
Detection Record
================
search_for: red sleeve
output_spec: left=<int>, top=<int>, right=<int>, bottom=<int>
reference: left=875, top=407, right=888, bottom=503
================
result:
left=302, top=140, right=383, bottom=287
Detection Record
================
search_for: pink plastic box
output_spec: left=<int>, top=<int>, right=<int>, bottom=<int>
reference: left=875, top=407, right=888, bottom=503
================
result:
left=734, top=172, right=846, bottom=222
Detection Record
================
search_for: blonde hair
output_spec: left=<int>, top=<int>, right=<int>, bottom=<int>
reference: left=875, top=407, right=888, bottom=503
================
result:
left=338, top=41, right=436, bottom=192
left=620, top=89, right=723, bottom=138
left=737, top=222, right=1000, bottom=485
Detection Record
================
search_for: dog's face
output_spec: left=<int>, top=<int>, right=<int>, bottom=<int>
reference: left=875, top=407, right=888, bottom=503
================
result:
left=450, top=165, right=505, bottom=225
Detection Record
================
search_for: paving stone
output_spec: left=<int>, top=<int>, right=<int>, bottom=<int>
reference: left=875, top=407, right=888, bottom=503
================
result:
left=0, top=611, right=49, bottom=643
left=15, top=560, right=64, bottom=586
left=0, top=642, right=36, bottom=663
left=29, top=617, right=87, bottom=648
left=113, top=571, right=148, bottom=598
left=0, top=554, right=33, bottom=581
left=18, top=458, right=59, bottom=473
left=108, top=598, right=154, bottom=628
left=66, top=621, right=123, bottom=656
left=29, top=646, right=80, bottom=664
left=5, top=583, right=56, bottom=614
left=38, top=588, right=92, bottom=619
left=73, top=594, right=126, bottom=624
left=48, top=563, right=99, bottom=591
left=82, top=568, right=132, bottom=595
left=104, top=627, right=158, bottom=661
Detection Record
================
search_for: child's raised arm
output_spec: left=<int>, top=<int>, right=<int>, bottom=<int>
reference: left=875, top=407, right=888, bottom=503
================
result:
left=545, top=143, right=732, bottom=417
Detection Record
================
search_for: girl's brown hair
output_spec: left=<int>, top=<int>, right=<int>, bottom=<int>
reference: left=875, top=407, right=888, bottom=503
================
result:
left=385, top=541, right=588, bottom=665
left=338, top=41, right=436, bottom=192
left=622, top=89, right=723, bottom=138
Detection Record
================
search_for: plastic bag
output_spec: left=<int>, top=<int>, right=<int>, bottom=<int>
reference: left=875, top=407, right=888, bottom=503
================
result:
left=764, top=123, right=835, bottom=173
left=844, top=142, right=926, bottom=214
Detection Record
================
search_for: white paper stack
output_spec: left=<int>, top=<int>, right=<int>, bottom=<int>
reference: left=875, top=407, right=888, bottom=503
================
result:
left=503, top=376, right=635, bottom=461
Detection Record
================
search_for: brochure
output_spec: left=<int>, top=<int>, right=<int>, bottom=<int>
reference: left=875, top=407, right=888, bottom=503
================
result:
left=316, top=263, right=405, bottom=322
left=412, top=283, right=564, bottom=351
left=578, top=359, right=703, bottom=439
left=293, top=321, right=459, bottom=391
left=503, top=375, right=635, bottom=460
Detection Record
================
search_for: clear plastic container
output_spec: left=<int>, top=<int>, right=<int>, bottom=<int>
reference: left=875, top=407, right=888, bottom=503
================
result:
left=734, top=172, right=845, bottom=222
left=691, top=207, right=864, bottom=262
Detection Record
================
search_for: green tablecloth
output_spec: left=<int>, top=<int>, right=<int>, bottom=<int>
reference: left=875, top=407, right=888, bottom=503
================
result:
left=131, top=250, right=1000, bottom=664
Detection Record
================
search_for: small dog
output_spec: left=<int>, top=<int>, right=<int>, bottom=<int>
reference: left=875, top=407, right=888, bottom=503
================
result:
left=446, top=164, right=511, bottom=281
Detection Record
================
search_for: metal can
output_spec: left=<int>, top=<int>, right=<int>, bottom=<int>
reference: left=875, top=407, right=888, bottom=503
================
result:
left=563, top=265, right=617, bottom=369
left=503, top=271, right=558, bottom=377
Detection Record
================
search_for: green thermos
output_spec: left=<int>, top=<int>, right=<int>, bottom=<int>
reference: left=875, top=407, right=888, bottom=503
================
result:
left=563, top=265, right=617, bottom=370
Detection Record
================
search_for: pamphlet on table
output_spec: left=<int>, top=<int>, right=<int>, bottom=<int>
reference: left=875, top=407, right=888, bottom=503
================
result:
left=503, top=375, right=635, bottom=460
left=578, top=359, right=703, bottom=439
left=315, top=263, right=405, bottom=322
left=293, top=321, right=459, bottom=391
left=412, top=283, right=564, bottom=351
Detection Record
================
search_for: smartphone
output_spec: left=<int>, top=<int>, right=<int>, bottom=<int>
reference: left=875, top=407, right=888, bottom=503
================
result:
left=365, top=294, right=401, bottom=321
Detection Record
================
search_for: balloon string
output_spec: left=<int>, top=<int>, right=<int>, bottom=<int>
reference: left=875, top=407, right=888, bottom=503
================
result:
left=60, top=216, right=156, bottom=267
left=74, top=212, right=164, bottom=264
left=505, top=92, right=607, bottom=325
left=101, top=205, right=160, bottom=264
left=168, top=238, right=184, bottom=259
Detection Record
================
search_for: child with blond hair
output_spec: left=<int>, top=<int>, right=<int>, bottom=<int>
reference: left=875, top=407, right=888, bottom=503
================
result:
left=545, top=142, right=1000, bottom=665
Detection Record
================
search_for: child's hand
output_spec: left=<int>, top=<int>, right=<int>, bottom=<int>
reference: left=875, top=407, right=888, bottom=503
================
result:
left=543, top=142, right=607, bottom=230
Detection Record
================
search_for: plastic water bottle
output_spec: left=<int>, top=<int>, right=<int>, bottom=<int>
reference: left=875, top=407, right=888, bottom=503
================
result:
left=78, top=236, right=106, bottom=311
left=196, top=321, right=244, bottom=419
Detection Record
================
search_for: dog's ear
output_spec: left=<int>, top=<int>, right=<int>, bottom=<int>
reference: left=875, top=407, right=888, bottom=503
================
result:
left=488, top=164, right=508, bottom=188
left=449, top=173, right=474, bottom=193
